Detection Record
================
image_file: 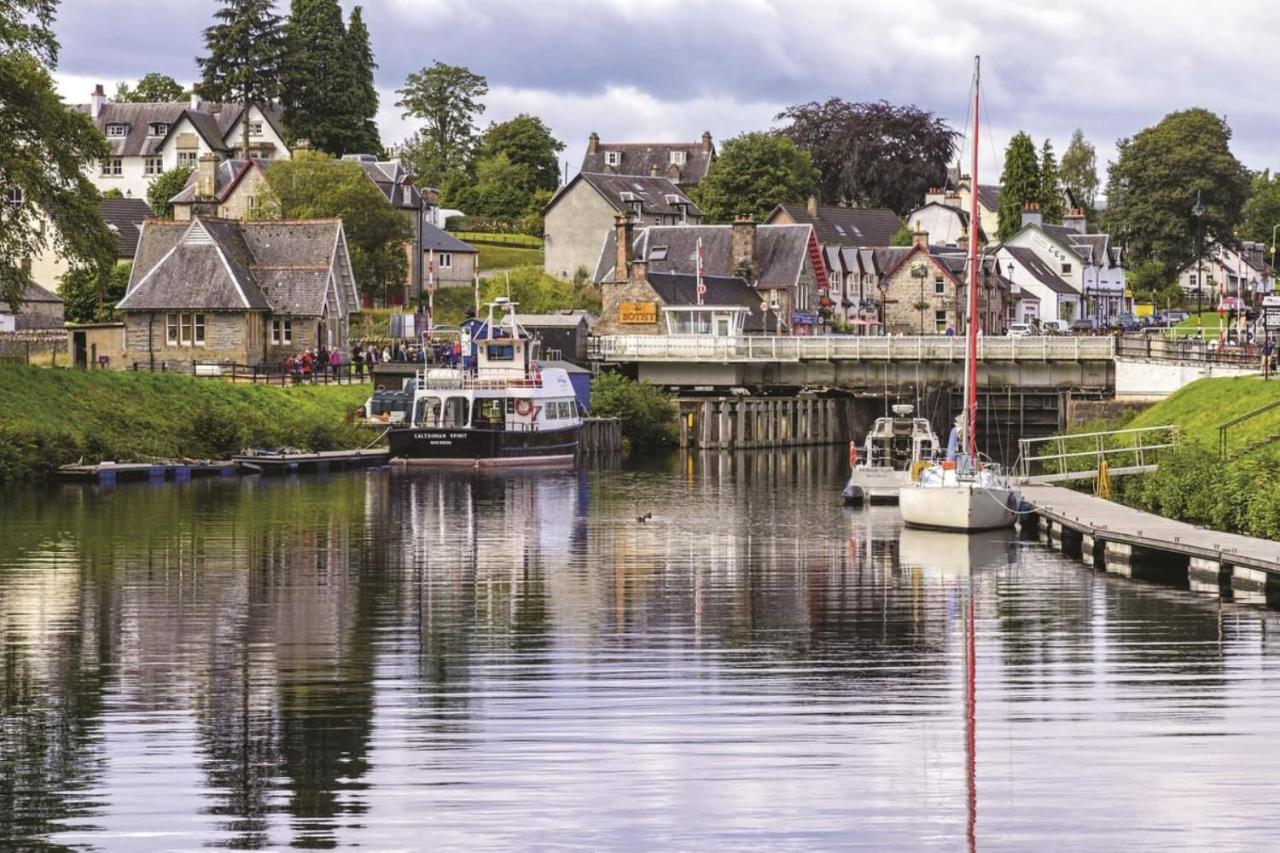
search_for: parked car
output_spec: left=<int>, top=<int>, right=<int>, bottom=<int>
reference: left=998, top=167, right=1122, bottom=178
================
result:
left=1041, top=319, right=1071, bottom=334
left=1165, top=310, right=1190, bottom=323
left=1070, top=318, right=1099, bottom=334
left=1112, top=313, right=1141, bottom=332
left=1007, top=323, right=1035, bottom=337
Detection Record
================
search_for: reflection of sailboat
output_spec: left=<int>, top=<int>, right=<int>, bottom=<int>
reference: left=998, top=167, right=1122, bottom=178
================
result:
left=897, top=528, right=1012, bottom=576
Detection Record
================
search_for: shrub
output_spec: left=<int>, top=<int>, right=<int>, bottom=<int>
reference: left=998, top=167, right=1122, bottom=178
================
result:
left=308, top=423, right=337, bottom=452
left=188, top=408, right=245, bottom=459
left=590, top=372, right=677, bottom=448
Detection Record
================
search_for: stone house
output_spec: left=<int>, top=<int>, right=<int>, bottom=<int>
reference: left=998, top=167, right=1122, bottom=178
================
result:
left=423, top=224, right=478, bottom=288
left=115, top=216, right=358, bottom=370
left=875, top=231, right=1008, bottom=335
left=1, top=280, right=64, bottom=332
left=74, top=84, right=290, bottom=200
left=1002, top=204, right=1127, bottom=324
left=595, top=215, right=825, bottom=335
left=579, top=131, right=716, bottom=188
left=543, top=172, right=700, bottom=280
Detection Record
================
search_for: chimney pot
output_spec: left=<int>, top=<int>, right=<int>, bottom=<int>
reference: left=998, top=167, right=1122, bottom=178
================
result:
left=731, top=215, right=757, bottom=280
left=806, top=195, right=818, bottom=217
left=588, top=132, right=599, bottom=155
left=90, top=84, right=106, bottom=119
left=614, top=212, right=634, bottom=282
left=702, top=130, right=712, bottom=152
left=1021, top=202, right=1044, bottom=229
left=190, top=85, right=201, bottom=112
left=195, top=153, right=219, bottom=200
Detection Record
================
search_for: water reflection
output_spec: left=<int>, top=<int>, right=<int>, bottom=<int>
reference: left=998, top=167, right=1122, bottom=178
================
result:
left=0, top=453, right=1279, bottom=848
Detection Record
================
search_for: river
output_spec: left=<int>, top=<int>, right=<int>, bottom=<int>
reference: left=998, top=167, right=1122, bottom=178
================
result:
left=2, top=450, right=1280, bottom=850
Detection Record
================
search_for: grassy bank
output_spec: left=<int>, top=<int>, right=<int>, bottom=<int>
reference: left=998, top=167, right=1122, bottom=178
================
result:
left=478, top=244, right=542, bottom=272
left=0, top=367, right=372, bottom=483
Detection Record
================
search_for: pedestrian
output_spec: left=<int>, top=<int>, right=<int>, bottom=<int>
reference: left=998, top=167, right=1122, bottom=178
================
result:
left=318, top=345, right=329, bottom=378
left=301, top=349, right=314, bottom=383
left=329, top=348, right=340, bottom=379
left=382, top=345, right=392, bottom=363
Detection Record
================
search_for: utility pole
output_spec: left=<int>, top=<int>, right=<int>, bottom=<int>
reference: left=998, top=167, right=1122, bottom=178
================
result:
left=1193, top=190, right=1205, bottom=329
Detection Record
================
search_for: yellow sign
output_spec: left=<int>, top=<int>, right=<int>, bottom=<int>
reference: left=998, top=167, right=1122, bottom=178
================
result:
left=619, top=302, right=657, bottom=324
left=1135, top=303, right=1154, bottom=317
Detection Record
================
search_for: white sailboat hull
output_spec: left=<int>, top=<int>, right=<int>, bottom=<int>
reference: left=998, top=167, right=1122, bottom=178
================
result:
left=899, top=482, right=1018, bottom=531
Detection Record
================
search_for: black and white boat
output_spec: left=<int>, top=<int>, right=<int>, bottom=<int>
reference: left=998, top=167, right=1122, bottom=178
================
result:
left=388, top=299, right=582, bottom=468
left=841, top=404, right=940, bottom=504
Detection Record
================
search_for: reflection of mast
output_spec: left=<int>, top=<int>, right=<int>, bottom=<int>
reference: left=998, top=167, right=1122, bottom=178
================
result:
left=964, top=590, right=977, bottom=853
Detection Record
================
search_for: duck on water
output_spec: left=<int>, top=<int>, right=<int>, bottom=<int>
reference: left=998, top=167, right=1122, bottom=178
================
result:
left=388, top=298, right=583, bottom=468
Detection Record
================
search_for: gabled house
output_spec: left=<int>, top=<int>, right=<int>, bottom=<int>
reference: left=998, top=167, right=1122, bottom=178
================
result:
left=1, top=280, right=64, bottom=332
left=543, top=172, right=700, bottom=280
left=906, top=190, right=987, bottom=248
left=949, top=177, right=1000, bottom=241
left=74, top=85, right=290, bottom=201
left=115, top=216, right=358, bottom=369
left=594, top=216, right=828, bottom=335
left=422, top=223, right=478, bottom=288
left=1175, top=240, right=1274, bottom=304
left=766, top=198, right=902, bottom=248
left=1001, top=205, right=1127, bottom=323
left=580, top=131, right=716, bottom=188
left=873, top=230, right=1009, bottom=335
left=997, top=245, right=1079, bottom=324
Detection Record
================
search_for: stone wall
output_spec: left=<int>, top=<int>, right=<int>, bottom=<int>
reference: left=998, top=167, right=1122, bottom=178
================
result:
left=596, top=275, right=667, bottom=336
left=881, top=256, right=1004, bottom=336
left=122, top=311, right=261, bottom=370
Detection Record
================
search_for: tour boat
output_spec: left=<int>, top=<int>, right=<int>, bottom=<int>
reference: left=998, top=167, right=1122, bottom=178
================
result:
left=388, top=298, right=582, bottom=468
left=898, top=56, right=1020, bottom=532
left=841, top=403, right=940, bottom=504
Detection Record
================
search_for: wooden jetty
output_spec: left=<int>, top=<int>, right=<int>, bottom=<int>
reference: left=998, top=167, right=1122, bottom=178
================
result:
left=1022, top=484, right=1280, bottom=603
left=579, top=417, right=622, bottom=454
left=56, top=460, right=238, bottom=485
left=233, top=448, right=390, bottom=474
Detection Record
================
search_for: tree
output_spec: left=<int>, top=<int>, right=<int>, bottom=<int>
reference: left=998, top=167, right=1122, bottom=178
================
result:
left=0, top=0, right=117, bottom=310
left=282, top=0, right=357, bottom=155
left=396, top=61, right=488, bottom=187
left=343, top=6, right=381, bottom=155
left=114, top=73, right=186, bottom=103
left=693, top=132, right=818, bottom=223
left=60, top=261, right=130, bottom=323
left=590, top=372, right=677, bottom=447
left=450, top=152, right=535, bottom=219
left=1238, top=169, right=1280, bottom=247
left=776, top=98, right=957, bottom=215
left=146, top=166, right=194, bottom=219
left=890, top=225, right=914, bottom=247
left=255, top=152, right=410, bottom=301
left=1060, top=129, right=1099, bottom=210
left=197, top=0, right=286, bottom=158
left=996, top=131, right=1041, bottom=241
left=1104, top=108, right=1251, bottom=268
left=474, top=114, right=563, bottom=194
left=1039, top=139, right=1064, bottom=224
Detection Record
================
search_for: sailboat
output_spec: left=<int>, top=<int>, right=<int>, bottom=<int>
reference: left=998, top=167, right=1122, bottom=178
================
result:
left=899, top=56, right=1020, bottom=532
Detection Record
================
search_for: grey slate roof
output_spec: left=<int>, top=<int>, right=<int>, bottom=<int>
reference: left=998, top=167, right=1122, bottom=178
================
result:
left=518, top=313, right=592, bottom=328
left=644, top=271, right=765, bottom=332
left=99, top=197, right=152, bottom=258
left=169, top=159, right=268, bottom=205
left=344, top=157, right=422, bottom=210
left=773, top=203, right=902, bottom=247
left=976, top=184, right=1000, bottom=211
left=554, top=173, right=700, bottom=218
left=421, top=223, right=476, bottom=253
left=580, top=138, right=714, bottom=187
left=73, top=100, right=286, bottom=157
left=1003, top=246, right=1078, bottom=295
left=8, top=279, right=63, bottom=308
left=594, top=223, right=812, bottom=288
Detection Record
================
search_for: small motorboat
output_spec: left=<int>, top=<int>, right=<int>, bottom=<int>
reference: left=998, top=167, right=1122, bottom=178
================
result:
left=841, top=404, right=939, bottom=505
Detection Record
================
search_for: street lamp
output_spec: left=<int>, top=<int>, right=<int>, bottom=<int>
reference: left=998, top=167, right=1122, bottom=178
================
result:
left=1006, top=261, right=1016, bottom=324
left=911, top=261, right=929, bottom=335
left=1192, top=190, right=1205, bottom=328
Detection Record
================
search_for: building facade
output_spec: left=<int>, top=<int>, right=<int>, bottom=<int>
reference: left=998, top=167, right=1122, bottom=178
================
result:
left=579, top=132, right=716, bottom=188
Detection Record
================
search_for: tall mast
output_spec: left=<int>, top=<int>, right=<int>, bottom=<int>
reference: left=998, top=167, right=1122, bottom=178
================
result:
left=965, top=56, right=982, bottom=462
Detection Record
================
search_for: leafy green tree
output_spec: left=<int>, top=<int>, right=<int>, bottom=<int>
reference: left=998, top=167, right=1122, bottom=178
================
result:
left=114, top=73, right=186, bottom=102
left=1238, top=169, right=1280, bottom=247
left=890, top=225, right=914, bottom=246
left=590, top=372, right=677, bottom=448
left=60, top=261, right=131, bottom=322
left=146, top=166, right=194, bottom=218
left=1125, top=259, right=1181, bottom=306
left=451, top=152, right=534, bottom=219
left=1039, top=139, right=1064, bottom=224
left=0, top=0, right=117, bottom=310
left=693, top=132, right=818, bottom=223
left=996, top=131, right=1041, bottom=240
left=101, top=188, right=124, bottom=199
left=1060, top=128, right=1099, bottom=210
left=474, top=114, right=563, bottom=194
left=197, top=0, right=286, bottom=157
left=396, top=61, right=488, bottom=187
left=1104, top=108, right=1251, bottom=267
left=282, top=0, right=360, bottom=155
left=519, top=188, right=555, bottom=237
left=343, top=6, right=381, bottom=155
left=256, top=152, right=410, bottom=302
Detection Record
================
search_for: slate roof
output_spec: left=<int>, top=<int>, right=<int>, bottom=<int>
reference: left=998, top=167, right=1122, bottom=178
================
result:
left=6, top=279, right=63, bottom=309
left=421, top=223, right=476, bottom=253
left=73, top=99, right=286, bottom=157
left=594, top=223, right=812, bottom=288
left=120, top=217, right=352, bottom=316
left=976, top=184, right=1000, bottom=211
left=344, top=156, right=422, bottom=210
left=773, top=203, right=902, bottom=247
left=644, top=271, right=765, bottom=332
left=99, top=197, right=152, bottom=258
left=553, top=173, right=701, bottom=218
left=580, top=137, right=715, bottom=187
left=169, top=158, right=269, bottom=204
left=1038, top=224, right=1119, bottom=267
left=1003, top=246, right=1078, bottom=295
left=517, top=313, right=592, bottom=328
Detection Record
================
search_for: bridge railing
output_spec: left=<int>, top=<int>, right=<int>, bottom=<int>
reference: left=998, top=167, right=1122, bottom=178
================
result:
left=1015, top=424, right=1180, bottom=484
left=591, top=334, right=1116, bottom=363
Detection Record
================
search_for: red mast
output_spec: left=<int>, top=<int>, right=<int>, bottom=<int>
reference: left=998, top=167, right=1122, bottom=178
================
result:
left=966, top=57, right=982, bottom=461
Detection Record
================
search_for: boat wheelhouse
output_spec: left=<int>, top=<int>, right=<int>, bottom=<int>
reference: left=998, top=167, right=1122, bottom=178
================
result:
left=388, top=299, right=583, bottom=468
left=842, top=404, right=940, bottom=504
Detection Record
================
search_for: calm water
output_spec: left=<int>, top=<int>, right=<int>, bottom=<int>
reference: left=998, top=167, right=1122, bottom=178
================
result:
left=3, top=452, right=1280, bottom=851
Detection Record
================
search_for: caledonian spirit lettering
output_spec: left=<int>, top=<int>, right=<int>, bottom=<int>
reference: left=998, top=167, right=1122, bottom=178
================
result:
left=619, top=302, right=657, bottom=324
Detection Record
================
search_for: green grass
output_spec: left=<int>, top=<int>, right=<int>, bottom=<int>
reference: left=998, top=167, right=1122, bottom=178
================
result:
left=450, top=231, right=542, bottom=248
left=478, top=244, right=542, bottom=272
left=0, top=366, right=372, bottom=483
left=1127, top=375, right=1280, bottom=446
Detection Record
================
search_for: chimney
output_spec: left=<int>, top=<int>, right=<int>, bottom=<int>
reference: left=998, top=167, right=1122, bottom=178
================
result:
left=588, top=132, right=599, bottom=154
left=806, top=195, right=818, bottom=217
left=911, top=220, right=929, bottom=249
left=630, top=254, right=647, bottom=285
left=195, top=153, right=218, bottom=200
left=650, top=164, right=660, bottom=177
left=702, top=131, right=713, bottom=152
left=1021, top=201, right=1043, bottom=229
left=90, top=84, right=106, bottom=119
left=731, top=214, right=757, bottom=280
left=189, top=84, right=201, bottom=112
left=614, top=212, right=634, bottom=282
left=925, top=186, right=945, bottom=205
left=1062, top=207, right=1087, bottom=234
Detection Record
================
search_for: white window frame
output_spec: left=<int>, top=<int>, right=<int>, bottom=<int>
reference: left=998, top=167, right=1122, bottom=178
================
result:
left=166, top=313, right=178, bottom=346
left=248, top=121, right=263, bottom=136
left=272, top=318, right=292, bottom=345
left=144, top=156, right=163, bottom=176
left=5, top=187, right=22, bottom=208
left=193, top=314, right=205, bottom=346
left=605, top=151, right=621, bottom=167
left=1061, top=262, right=1072, bottom=274
left=935, top=310, right=948, bottom=332
left=105, top=123, right=127, bottom=138
left=934, top=276, right=946, bottom=294
left=438, top=252, right=452, bottom=270
left=179, top=314, right=193, bottom=345
left=148, top=123, right=169, bottom=137
left=670, top=150, right=687, bottom=165
left=100, top=158, right=123, bottom=177
left=177, top=151, right=198, bottom=167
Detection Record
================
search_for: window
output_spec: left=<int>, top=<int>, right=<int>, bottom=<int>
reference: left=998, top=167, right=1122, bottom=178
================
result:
left=442, top=397, right=470, bottom=428
left=486, top=344, right=514, bottom=361
left=177, top=151, right=197, bottom=167
left=934, top=276, right=946, bottom=294
left=144, top=157, right=163, bottom=176
left=166, top=313, right=178, bottom=345
left=272, top=318, right=292, bottom=345
left=194, top=314, right=205, bottom=345
left=1189, top=274, right=1198, bottom=285
left=148, top=122, right=169, bottom=136
left=1061, top=263, right=1072, bottom=274
left=438, top=252, right=452, bottom=269
left=605, top=151, right=621, bottom=167
left=670, top=150, right=686, bottom=165
left=935, top=310, right=948, bottom=332
left=248, top=121, right=263, bottom=136
left=649, top=246, right=668, bottom=261
left=414, top=396, right=442, bottom=427
left=165, top=313, right=205, bottom=346
left=179, top=314, right=193, bottom=345
left=100, top=158, right=122, bottom=176
left=5, top=187, right=22, bottom=208
left=105, top=123, right=127, bottom=137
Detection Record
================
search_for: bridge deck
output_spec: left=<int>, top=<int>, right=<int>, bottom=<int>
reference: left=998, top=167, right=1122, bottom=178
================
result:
left=594, top=335, right=1116, bottom=363
left=1022, top=484, right=1280, bottom=573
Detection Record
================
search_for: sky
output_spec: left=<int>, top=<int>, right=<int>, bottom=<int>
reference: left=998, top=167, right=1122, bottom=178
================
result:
left=49, top=0, right=1280, bottom=195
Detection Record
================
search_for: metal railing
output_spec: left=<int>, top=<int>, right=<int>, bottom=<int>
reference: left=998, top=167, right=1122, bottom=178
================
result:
left=1218, top=399, right=1280, bottom=458
left=1015, top=424, right=1180, bottom=483
left=1115, top=334, right=1263, bottom=367
left=190, top=361, right=367, bottom=385
left=591, top=334, right=1116, bottom=363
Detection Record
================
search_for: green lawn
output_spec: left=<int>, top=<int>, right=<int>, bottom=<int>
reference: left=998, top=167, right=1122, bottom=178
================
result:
left=450, top=231, right=542, bottom=248
left=478, top=244, right=542, bottom=272
left=1128, top=375, right=1280, bottom=447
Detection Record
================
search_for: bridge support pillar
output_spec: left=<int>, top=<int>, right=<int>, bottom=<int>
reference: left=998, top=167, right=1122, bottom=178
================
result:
left=1080, top=533, right=1099, bottom=568
left=1189, top=556, right=1231, bottom=595
left=1104, top=541, right=1133, bottom=576
left=1231, top=565, right=1271, bottom=600
left=701, top=400, right=715, bottom=448
left=718, top=401, right=731, bottom=451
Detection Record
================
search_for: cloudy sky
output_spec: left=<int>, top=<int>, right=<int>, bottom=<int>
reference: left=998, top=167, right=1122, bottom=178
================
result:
left=50, top=0, right=1280, bottom=189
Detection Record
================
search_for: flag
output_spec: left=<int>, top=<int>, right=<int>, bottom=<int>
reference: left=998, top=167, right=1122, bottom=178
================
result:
left=696, top=237, right=706, bottom=306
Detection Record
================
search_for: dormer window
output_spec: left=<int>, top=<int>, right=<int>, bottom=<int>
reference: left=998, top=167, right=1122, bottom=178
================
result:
left=670, top=150, right=687, bottom=166
left=148, top=122, right=169, bottom=136
left=649, top=246, right=668, bottom=261
left=605, top=151, right=621, bottom=167
left=105, top=123, right=128, bottom=137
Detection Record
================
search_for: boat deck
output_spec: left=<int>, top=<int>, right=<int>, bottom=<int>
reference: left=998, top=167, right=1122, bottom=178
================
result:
left=232, top=448, right=391, bottom=474
left=56, top=461, right=238, bottom=484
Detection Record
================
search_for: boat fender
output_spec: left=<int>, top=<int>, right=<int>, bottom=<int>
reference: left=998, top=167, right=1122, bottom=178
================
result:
left=515, top=399, right=536, bottom=418
left=848, top=441, right=858, bottom=468
left=841, top=482, right=865, bottom=505
left=910, top=460, right=929, bottom=482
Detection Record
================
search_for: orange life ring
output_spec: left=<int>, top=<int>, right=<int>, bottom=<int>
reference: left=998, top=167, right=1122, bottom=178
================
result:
left=515, top=399, right=535, bottom=417
left=848, top=441, right=858, bottom=467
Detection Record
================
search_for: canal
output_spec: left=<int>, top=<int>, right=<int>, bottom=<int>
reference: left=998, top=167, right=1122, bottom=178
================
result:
left=3, top=451, right=1280, bottom=850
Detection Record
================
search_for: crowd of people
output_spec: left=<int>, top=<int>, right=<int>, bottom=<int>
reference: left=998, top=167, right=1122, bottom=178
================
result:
left=279, top=339, right=469, bottom=382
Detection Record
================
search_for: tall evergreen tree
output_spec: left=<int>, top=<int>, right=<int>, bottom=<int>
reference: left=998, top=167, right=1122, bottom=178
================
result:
left=344, top=6, right=381, bottom=155
left=1060, top=129, right=1100, bottom=210
left=197, top=0, right=285, bottom=157
left=282, top=0, right=352, bottom=155
left=1039, top=139, right=1064, bottom=224
left=996, top=131, right=1041, bottom=240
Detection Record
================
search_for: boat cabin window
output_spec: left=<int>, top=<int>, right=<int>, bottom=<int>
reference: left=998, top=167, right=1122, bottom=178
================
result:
left=441, top=396, right=470, bottom=428
left=474, top=397, right=505, bottom=429
left=413, top=395, right=442, bottom=426
left=558, top=401, right=575, bottom=419
left=486, top=343, right=515, bottom=361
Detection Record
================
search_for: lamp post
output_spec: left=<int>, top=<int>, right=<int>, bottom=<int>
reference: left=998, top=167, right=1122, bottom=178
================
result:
left=911, top=261, right=928, bottom=335
left=1192, top=190, right=1205, bottom=329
